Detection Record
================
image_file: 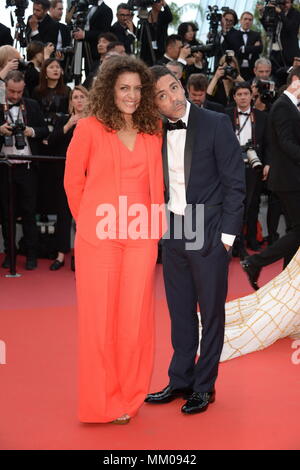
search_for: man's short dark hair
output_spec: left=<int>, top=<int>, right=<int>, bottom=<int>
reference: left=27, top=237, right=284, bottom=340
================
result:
left=223, top=9, right=238, bottom=26
left=166, top=34, right=183, bottom=49
left=32, top=0, right=51, bottom=9
left=50, top=0, right=62, bottom=7
left=150, top=65, right=177, bottom=84
left=117, top=3, right=132, bottom=12
left=107, top=41, right=126, bottom=52
left=4, top=70, right=25, bottom=84
left=232, top=82, right=252, bottom=96
left=97, top=32, right=118, bottom=43
left=287, top=66, right=300, bottom=86
left=187, top=74, right=208, bottom=92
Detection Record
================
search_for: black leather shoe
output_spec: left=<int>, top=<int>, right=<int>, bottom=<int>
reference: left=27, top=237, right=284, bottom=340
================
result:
left=181, top=390, right=216, bottom=414
left=240, top=257, right=261, bottom=291
left=25, top=257, right=37, bottom=270
left=145, top=385, right=193, bottom=404
left=50, top=259, right=64, bottom=271
left=1, top=255, right=11, bottom=269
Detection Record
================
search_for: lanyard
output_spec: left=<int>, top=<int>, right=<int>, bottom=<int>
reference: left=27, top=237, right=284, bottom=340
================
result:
left=234, top=108, right=256, bottom=147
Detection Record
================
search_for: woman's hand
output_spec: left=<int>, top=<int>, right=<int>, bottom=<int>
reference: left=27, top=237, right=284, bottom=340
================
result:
left=44, top=43, right=55, bottom=60
left=64, top=114, right=81, bottom=134
left=0, top=59, right=19, bottom=80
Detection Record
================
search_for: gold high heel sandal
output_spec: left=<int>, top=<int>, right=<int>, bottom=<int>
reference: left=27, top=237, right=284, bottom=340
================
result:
left=111, top=414, right=131, bottom=425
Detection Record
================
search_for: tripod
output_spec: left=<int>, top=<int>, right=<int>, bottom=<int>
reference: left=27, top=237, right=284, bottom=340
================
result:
left=136, top=8, right=156, bottom=66
left=65, top=37, right=93, bottom=85
left=9, top=8, right=28, bottom=55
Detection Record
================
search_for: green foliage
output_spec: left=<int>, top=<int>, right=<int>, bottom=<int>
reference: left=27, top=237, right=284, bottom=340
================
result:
left=168, top=2, right=204, bottom=30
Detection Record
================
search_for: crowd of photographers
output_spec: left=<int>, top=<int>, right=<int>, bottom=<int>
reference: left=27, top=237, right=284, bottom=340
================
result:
left=0, top=0, right=299, bottom=271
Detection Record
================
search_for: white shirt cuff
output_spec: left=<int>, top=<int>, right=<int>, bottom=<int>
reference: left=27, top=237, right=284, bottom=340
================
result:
left=30, top=30, right=39, bottom=38
left=221, top=233, right=236, bottom=246
left=178, top=58, right=187, bottom=66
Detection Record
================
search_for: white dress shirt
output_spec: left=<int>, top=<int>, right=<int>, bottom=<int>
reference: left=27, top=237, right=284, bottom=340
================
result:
left=236, top=107, right=252, bottom=146
left=167, top=100, right=235, bottom=246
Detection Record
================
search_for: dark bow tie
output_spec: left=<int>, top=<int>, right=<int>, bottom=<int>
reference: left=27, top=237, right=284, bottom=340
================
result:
left=242, top=30, right=251, bottom=35
left=8, top=102, right=21, bottom=109
left=238, top=111, right=250, bottom=116
left=166, top=119, right=187, bottom=131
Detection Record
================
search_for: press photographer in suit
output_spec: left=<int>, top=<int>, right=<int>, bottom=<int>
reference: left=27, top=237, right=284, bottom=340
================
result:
left=110, top=3, right=136, bottom=55
left=26, top=0, right=60, bottom=47
left=0, top=71, right=48, bottom=270
left=258, top=0, right=300, bottom=72
left=242, top=67, right=300, bottom=289
left=72, top=0, right=113, bottom=70
left=226, top=82, right=270, bottom=256
left=145, top=66, right=245, bottom=414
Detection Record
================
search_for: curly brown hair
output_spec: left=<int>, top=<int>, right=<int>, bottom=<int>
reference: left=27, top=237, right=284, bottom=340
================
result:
left=88, top=55, right=161, bottom=135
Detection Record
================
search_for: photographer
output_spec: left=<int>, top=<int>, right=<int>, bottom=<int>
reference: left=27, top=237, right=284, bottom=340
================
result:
left=257, top=0, right=300, bottom=71
left=226, top=82, right=270, bottom=256
left=0, top=70, right=48, bottom=270
left=241, top=67, right=300, bottom=290
left=206, top=52, right=244, bottom=107
left=111, top=3, right=136, bottom=55
left=72, top=0, right=113, bottom=69
left=26, top=0, right=60, bottom=47
left=156, top=34, right=191, bottom=66
left=138, top=0, right=173, bottom=66
left=251, top=58, right=277, bottom=111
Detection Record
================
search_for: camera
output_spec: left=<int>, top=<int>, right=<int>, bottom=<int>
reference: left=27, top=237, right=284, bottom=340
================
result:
left=254, top=79, right=276, bottom=104
left=262, top=0, right=286, bottom=33
left=4, top=120, right=26, bottom=150
left=222, top=50, right=239, bottom=80
left=240, top=140, right=263, bottom=171
left=190, top=44, right=214, bottom=54
left=5, top=0, right=28, bottom=7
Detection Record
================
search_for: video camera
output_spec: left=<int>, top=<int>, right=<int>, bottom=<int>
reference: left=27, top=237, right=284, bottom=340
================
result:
left=261, top=0, right=286, bottom=34
left=240, top=140, right=263, bottom=171
left=69, top=0, right=99, bottom=29
left=4, top=120, right=26, bottom=150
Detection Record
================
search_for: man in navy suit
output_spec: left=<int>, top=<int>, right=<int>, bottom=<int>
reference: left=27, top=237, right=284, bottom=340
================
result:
left=145, top=66, right=245, bottom=414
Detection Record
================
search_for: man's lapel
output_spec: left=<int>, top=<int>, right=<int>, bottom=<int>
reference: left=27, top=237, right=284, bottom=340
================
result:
left=162, top=121, right=169, bottom=195
left=184, top=103, right=198, bottom=191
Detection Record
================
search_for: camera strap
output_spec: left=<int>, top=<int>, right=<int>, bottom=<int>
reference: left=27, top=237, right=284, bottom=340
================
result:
left=4, top=101, right=27, bottom=126
left=234, top=108, right=256, bottom=147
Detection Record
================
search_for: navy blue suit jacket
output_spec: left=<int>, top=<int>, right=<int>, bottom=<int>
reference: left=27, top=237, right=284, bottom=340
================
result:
left=162, top=103, right=245, bottom=253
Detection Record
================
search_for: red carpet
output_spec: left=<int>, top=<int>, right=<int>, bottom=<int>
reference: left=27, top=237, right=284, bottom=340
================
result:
left=0, top=253, right=299, bottom=450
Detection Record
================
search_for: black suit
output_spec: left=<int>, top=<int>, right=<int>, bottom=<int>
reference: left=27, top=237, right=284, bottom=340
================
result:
left=234, top=30, right=263, bottom=81
left=26, top=14, right=60, bottom=47
left=139, top=5, right=173, bottom=66
left=0, top=98, right=48, bottom=257
left=84, top=2, right=113, bottom=61
left=204, top=99, right=225, bottom=114
left=226, top=107, right=269, bottom=245
left=0, top=23, right=13, bottom=46
left=261, top=7, right=300, bottom=69
left=110, top=21, right=135, bottom=54
left=250, top=93, right=300, bottom=269
left=162, top=103, right=245, bottom=392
